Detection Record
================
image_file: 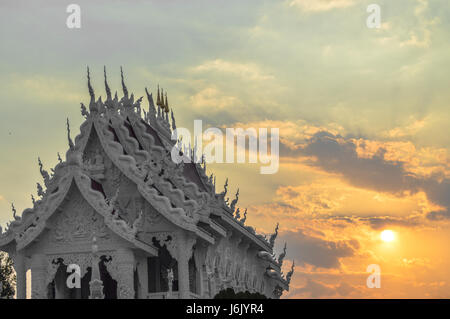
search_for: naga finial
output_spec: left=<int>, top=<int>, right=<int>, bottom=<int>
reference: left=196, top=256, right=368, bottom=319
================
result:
left=230, top=188, right=240, bottom=212
left=38, top=157, right=50, bottom=184
left=221, top=178, right=229, bottom=197
left=66, top=118, right=74, bottom=149
left=104, top=66, right=111, bottom=101
left=57, top=152, right=63, bottom=164
left=80, top=103, right=89, bottom=118
left=12, top=203, right=20, bottom=221
left=286, top=260, right=295, bottom=284
left=31, top=194, right=36, bottom=206
left=87, top=66, right=95, bottom=102
left=37, top=182, right=45, bottom=197
left=235, top=207, right=241, bottom=220
left=241, top=208, right=247, bottom=223
left=278, top=242, right=287, bottom=266
left=120, top=66, right=128, bottom=98
left=269, top=223, right=279, bottom=247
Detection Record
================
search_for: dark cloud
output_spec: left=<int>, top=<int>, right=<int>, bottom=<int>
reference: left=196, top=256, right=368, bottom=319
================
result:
left=282, top=131, right=450, bottom=219
left=280, top=229, right=359, bottom=269
left=358, top=216, right=420, bottom=230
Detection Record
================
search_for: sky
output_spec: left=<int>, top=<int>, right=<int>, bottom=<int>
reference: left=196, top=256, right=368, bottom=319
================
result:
left=1, top=0, right=450, bottom=298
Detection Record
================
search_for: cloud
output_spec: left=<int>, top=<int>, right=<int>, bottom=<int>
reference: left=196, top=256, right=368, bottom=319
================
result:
left=294, top=131, right=450, bottom=218
left=288, top=0, right=356, bottom=12
left=191, top=59, right=274, bottom=82
left=281, top=228, right=359, bottom=269
left=189, top=87, right=240, bottom=110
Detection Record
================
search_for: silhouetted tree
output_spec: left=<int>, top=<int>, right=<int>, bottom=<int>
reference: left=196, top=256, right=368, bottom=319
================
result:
left=0, top=252, right=16, bottom=298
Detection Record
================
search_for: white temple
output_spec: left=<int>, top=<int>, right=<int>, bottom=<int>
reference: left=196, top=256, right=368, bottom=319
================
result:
left=0, top=68, right=293, bottom=299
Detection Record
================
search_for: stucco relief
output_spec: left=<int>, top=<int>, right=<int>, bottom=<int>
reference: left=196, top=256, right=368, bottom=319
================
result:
left=52, top=195, right=109, bottom=244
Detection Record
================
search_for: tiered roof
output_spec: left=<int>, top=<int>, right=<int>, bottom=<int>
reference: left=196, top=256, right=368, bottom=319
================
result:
left=0, top=67, right=293, bottom=288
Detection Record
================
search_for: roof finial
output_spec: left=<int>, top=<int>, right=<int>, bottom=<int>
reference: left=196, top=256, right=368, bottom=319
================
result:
left=145, top=87, right=156, bottom=119
left=286, top=260, right=295, bottom=284
left=171, top=109, right=176, bottom=131
left=230, top=188, right=240, bottom=212
left=269, top=223, right=279, bottom=247
left=240, top=208, right=247, bottom=223
left=164, top=92, right=169, bottom=113
left=67, top=118, right=74, bottom=149
left=120, top=66, right=128, bottom=97
left=12, top=203, right=20, bottom=221
left=104, top=66, right=111, bottom=100
left=235, top=207, right=241, bottom=220
left=87, top=66, right=95, bottom=102
left=278, top=243, right=287, bottom=266
left=156, top=85, right=162, bottom=106
left=38, top=157, right=50, bottom=185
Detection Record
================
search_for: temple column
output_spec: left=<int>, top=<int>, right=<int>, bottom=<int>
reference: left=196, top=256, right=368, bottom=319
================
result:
left=136, top=256, right=148, bottom=299
left=176, top=231, right=196, bottom=299
left=14, top=253, right=26, bottom=299
left=116, top=248, right=135, bottom=299
left=193, top=244, right=206, bottom=297
left=31, top=253, right=47, bottom=299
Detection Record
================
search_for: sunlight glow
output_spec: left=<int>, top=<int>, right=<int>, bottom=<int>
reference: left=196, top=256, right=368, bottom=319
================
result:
left=380, top=230, right=395, bottom=242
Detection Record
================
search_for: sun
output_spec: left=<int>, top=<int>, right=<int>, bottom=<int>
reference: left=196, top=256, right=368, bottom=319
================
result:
left=380, top=230, right=395, bottom=242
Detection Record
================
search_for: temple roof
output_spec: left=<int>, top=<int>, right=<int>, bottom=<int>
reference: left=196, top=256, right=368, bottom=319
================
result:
left=0, top=68, right=281, bottom=258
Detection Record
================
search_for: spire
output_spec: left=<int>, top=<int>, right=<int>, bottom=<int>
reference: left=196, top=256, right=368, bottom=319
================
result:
left=87, top=66, right=95, bottom=103
left=120, top=66, right=128, bottom=98
left=104, top=66, right=111, bottom=101
left=157, top=85, right=162, bottom=106
left=164, top=92, right=169, bottom=113
left=66, top=118, right=74, bottom=149
left=145, top=87, right=156, bottom=118
left=171, top=109, right=176, bottom=130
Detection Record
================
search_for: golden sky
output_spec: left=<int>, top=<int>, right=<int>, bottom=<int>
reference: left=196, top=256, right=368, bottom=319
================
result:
left=1, top=0, right=450, bottom=298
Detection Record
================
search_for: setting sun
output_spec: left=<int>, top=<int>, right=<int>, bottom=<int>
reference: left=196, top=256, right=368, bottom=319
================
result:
left=381, top=230, right=396, bottom=242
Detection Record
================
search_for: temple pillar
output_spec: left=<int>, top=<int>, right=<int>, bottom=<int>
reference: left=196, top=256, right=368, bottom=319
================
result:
left=116, top=248, right=135, bottom=299
left=176, top=231, right=196, bottom=299
left=31, top=253, right=47, bottom=299
left=193, top=244, right=206, bottom=297
left=14, top=253, right=26, bottom=299
left=136, top=256, right=148, bottom=298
